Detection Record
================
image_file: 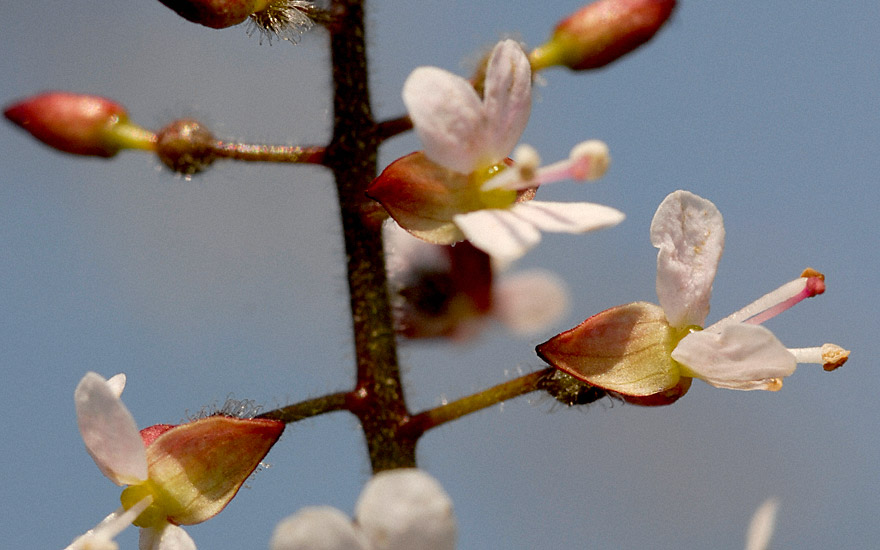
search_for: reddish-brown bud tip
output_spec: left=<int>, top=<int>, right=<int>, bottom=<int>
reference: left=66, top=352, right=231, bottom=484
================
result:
left=4, top=92, right=129, bottom=157
left=531, top=0, right=676, bottom=72
left=156, top=119, right=217, bottom=176
left=157, top=0, right=265, bottom=29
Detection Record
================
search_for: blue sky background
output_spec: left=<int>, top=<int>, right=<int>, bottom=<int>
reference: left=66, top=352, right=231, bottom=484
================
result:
left=2, top=1, right=878, bottom=549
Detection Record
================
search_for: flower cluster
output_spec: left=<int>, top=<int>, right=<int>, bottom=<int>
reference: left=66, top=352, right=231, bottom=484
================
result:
left=537, top=190, right=849, bottom=405
left=270, top=469, right=455, bottom=550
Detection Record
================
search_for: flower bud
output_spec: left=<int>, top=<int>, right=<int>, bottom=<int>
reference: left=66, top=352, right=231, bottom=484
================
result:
left=4, top=92, right=155, bottom=157
left=157, top=0, right=270, bottom=29
left=155, top=119, right=217, bottom=176
left=530, top=0, right=676, bottom=72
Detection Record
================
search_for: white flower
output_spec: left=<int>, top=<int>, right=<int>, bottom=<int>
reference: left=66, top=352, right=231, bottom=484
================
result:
left=653, top=191, right=849, bottom=390
left=537, top=190, right=848, bottom=403
left=355, top=469, right=456, bottom=550
left=368, top=39, right=624, bottom=264
left=68, top=372, right=284, bottom=550
left=270, top=469, right=456, bottom=550
left=68, top=372, right=196, bottom=550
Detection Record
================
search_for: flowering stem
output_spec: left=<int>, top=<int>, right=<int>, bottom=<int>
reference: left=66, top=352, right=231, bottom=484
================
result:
left=210, top=140, right=325, bottom=164
left=405, top=368, right=554, bottom=436
left=325, top=0, right=413, bottom=472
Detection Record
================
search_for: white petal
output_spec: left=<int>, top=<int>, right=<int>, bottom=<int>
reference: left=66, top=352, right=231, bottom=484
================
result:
left=650, top=190, right=725, bottom=328
left=510, top=201, right=625, bottom=234
left=270, top=507, right=369, bottom=550
left=453, top=209, right=541, bottom=265
left=139, top=525, right=196, bottom=550
left=355, top=469, right=456, bottom=550
left=671, top=324, right=796, bottom=390
left=494, top=270, right=570, bottom=335
left=745, top=498, right=779, bottom=550
left=65, top=507, right=126, bottom=550
left=482, top=40, right=532, bottom=163
left=75, top=372, right=148, bottom=485
left=105, top=373, right=126, bottom=398
left=403, top=66, right=486, bottom=173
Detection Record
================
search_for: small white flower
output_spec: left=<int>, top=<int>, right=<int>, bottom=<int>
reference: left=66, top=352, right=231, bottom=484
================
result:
left=368, top=40, right=623, bottom=264
left=68, top=372, right=196, bottom=550
left=537, top=190, right=848, bottom=402
left=271, top=469, right=456, bottom=550
left=652, top=191, right=849, bottom=390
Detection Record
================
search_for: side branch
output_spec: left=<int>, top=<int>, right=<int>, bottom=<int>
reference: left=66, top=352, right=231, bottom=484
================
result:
left=211, top=141, right=326, bottom=164
left=405, top=367, right=555, bottom=437
left=257, top=391, right=350, bottom=423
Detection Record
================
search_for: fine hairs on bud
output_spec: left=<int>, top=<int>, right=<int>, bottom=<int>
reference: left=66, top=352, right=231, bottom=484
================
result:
left=248, top=0, right=315, bottom=44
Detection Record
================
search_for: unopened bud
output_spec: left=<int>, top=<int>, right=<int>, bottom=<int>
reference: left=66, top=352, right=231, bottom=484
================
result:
left=530, top=0, right=676, bottom=72
left=4, top=92, right=155, bottom=157
left=157, top=0, right=270, bottom=29
left=155, top=119, right=217, bottom=176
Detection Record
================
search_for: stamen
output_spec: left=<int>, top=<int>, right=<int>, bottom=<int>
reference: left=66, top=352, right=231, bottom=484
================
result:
left=481, top=140, right=610, bottom=192
left=481, top=144, right=539, bottom=191
left=707, top=271, right=825, bottom=330
left=788, top=344, right=850, bottom=371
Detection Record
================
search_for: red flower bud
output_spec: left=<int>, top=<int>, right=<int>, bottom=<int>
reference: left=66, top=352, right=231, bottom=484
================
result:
left=4, top=92, right=154, bottom=157
left=157, top=0, right=270, bottom=29
left=530, top=0, right=676, bottom=71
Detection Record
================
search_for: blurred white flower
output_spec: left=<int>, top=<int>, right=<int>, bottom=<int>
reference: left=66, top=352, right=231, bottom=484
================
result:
left=385, top=223, right=569, bottom=340
left=745, top=498, right=779, bottom=550
left=271, top=469, right=456, bottom=550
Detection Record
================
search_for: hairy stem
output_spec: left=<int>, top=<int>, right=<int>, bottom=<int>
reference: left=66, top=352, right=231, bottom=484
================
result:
left=405, top=368, right=554, bottom=437
left=257, top=391, right=350, bottom=423
left=325, top=0, right=413, bottom=472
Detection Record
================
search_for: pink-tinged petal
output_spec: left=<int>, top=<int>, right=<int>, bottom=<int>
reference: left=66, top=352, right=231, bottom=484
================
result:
left=403, top=66, right=486, bottom=173
left=453, top=209, right=541, bottom=265
left=139, top=524, right=196, bottom=550
left=494, top=270, right=569, bottom=335
left=537, top=302, right=685, bottom=399
left=671, top=324, right=797, bottom=391
left=482, top=40, right=532, bottom=163
left=510, top=201, right=625, bottom=234
left=270, top=507, right=370, bottom=550
left=650, top=190, right=725, bottom=328
left=75, top=372, right=148, bottom=485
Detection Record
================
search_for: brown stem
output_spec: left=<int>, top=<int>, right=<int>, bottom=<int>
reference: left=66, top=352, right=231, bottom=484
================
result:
left=210, top=141, right=326, bottom=164
left=325, top=0, right=413, bottom=472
